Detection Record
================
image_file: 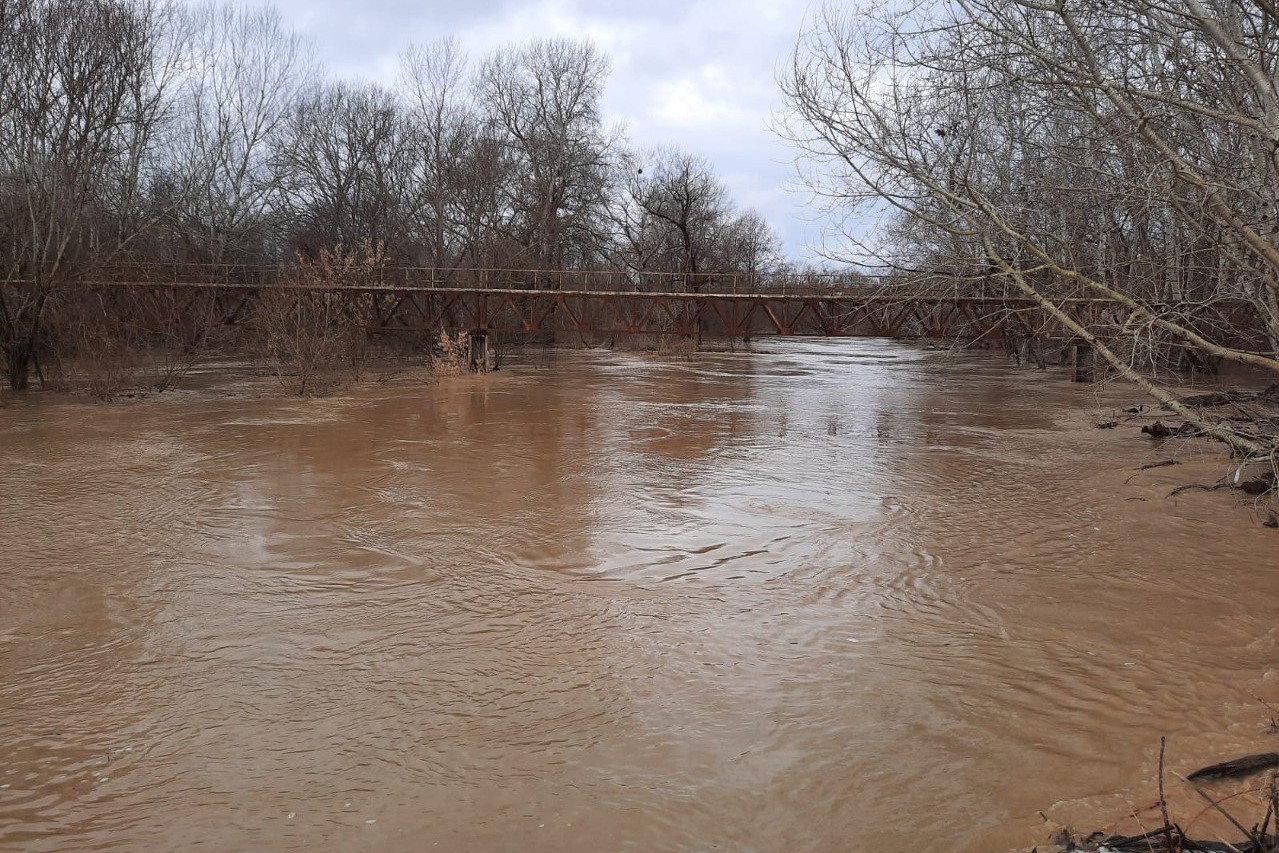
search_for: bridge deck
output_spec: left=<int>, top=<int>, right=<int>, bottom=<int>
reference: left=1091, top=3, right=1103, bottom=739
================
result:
left=11, top=265, right=1264, bottom=345
left=5, top=274, right=1134, bottom=340
left=49, top=279, right=1116, bottom=305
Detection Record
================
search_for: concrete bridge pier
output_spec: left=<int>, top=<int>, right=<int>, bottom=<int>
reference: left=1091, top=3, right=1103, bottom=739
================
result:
left=468, top=331, right=491, bottom=373
left=1067, top=342, right=1095, bottom=382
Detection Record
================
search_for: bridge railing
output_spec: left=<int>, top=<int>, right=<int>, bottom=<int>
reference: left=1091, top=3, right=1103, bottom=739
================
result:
left=75, top=262, right=956, bottom=297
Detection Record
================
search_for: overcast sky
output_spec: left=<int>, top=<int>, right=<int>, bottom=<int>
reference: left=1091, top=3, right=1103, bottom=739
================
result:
left=241, top=0, right=830, bottom=263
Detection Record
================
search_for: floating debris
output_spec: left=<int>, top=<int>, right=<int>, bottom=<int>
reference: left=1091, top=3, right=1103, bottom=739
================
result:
left=1187, top=753, right=1279, bottom=782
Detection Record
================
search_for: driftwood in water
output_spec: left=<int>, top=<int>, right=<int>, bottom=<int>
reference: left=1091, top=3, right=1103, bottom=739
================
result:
left=1187, top=753, right=1279, bottom=781
left=1177, top=389, right=1265, bottom=408
left=1143, top=421, right=1204, bottom=439
left=1239, top=474, right=1278, bottom=497
left=1055, top=824, right=1277, bottom=852
left=1166, top=475, right=1276, bottom=503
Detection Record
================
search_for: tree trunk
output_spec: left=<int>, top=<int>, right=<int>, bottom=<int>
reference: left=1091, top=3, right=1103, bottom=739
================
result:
left=6, top=338, right=34, bottom=390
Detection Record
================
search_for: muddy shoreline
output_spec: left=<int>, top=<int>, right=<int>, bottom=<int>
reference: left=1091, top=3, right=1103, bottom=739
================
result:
left=1090, top=384, right=1279, bottom=527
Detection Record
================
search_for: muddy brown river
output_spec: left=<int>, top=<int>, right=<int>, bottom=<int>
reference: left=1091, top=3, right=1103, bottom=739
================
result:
left=2, top=340, right=1277, bottom=852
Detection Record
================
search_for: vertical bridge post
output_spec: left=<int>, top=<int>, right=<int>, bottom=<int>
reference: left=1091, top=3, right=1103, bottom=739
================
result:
left=1070, top=342, right=1095, bottom=382
left=468, top=330, right=490, bottom=373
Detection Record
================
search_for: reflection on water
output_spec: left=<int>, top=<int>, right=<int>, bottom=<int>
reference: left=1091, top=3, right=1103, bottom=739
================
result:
left=1, top=339, right=1276, bottom=852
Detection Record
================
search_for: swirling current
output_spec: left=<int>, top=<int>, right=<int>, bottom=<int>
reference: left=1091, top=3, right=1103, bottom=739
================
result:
left=1, top=340, right=1276, bottom=851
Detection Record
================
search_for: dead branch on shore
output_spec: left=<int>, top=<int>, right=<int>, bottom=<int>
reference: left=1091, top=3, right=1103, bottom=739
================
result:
left=1046, top=743, right=1279, bottom=853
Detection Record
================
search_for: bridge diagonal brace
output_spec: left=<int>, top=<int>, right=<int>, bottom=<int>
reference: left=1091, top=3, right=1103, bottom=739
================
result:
left=967, top=301, right=1009, bottom=339
left=685, top=297, right=704, bottom=335
left=224, top=289, right=254, bottom=326
left=558, top=295, right=586, bottom=332
left=852, top=302, right=879, bottom=334
left=655, top=297, right=685, bottom=333
left=442, top=294, right=462, bottom=330
left=614, top=297, right=652, bottom=333
left=762, top=302, right=788, bottom=335
left=788, top=300, right=815, bottom=334
left=525, top=294, right=554, bottom=331
left=736, top=300, right=762, bottom=336
left=884, top=302, right=916, bottom=337
left=585, top=295, right=611, bottom=332
left=908, top=304, right=932, bottom=335
left=930, top=303, right=958, bottom=338
left=495, top=294, right=531, bottom=330
left=820, top=300, right=853, bottom=335
left=378, top=294, right=409, bottom=327
left=706, top=299, right=735, bottom=335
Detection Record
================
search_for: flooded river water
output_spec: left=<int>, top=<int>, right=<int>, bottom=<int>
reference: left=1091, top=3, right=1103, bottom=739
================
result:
left=2, top=340, right=1277, bottom=852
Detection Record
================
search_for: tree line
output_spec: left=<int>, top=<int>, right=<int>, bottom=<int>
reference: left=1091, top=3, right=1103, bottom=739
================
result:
left=782, top=0, right=1279, bottom=456
left=0, top=0, right=782, bottom=390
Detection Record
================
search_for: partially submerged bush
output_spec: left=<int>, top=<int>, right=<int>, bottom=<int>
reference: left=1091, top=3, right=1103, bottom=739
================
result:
left=255, top=288, right=346, bottom=396
left=432, top=329, right=470, bottom=376
left=40, top=288, right=217, bottom=400
left=256, top=242, right=385, bottom=395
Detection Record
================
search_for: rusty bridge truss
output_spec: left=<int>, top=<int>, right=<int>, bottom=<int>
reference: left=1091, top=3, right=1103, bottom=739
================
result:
left=16, top=264, right=1155, bottom=343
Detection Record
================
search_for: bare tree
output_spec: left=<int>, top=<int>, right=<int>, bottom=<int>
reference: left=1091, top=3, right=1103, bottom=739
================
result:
left=719, top=209, right=782, bottom=281
left=399, top=38, right=479, bottom=275
left=622, top=147, right=731, bottom=290
left=0, top=0, right=179, bottom=389
left=165, top=1, right=314, bottom=267
left=612, top=148, right=780, bottom=289
left=272, top=81, right=410, bottom=258
left=476, top=38, right=617, bottom=273
left=781, top=0, right=1279, bottom=456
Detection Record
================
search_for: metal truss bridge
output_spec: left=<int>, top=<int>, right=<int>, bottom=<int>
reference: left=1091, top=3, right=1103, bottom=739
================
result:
left=36, top=264, right=1128, bottom=341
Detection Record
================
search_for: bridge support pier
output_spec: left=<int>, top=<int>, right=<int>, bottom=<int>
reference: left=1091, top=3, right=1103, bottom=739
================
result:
left=468, top=330, right=490, bottom=373
left=1068, top=342, right=1095, bottom=382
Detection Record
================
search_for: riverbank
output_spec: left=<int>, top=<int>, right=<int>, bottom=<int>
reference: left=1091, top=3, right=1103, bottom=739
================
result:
left=1038, top=740, right=1279, bottom=852
left=1089, top=384, right=1279, bottom=527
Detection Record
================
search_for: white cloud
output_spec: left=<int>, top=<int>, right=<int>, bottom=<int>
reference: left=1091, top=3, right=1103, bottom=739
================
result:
left=650, top=68, right=751, bottom=128
left=173, top=0, right=832, bottom=261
